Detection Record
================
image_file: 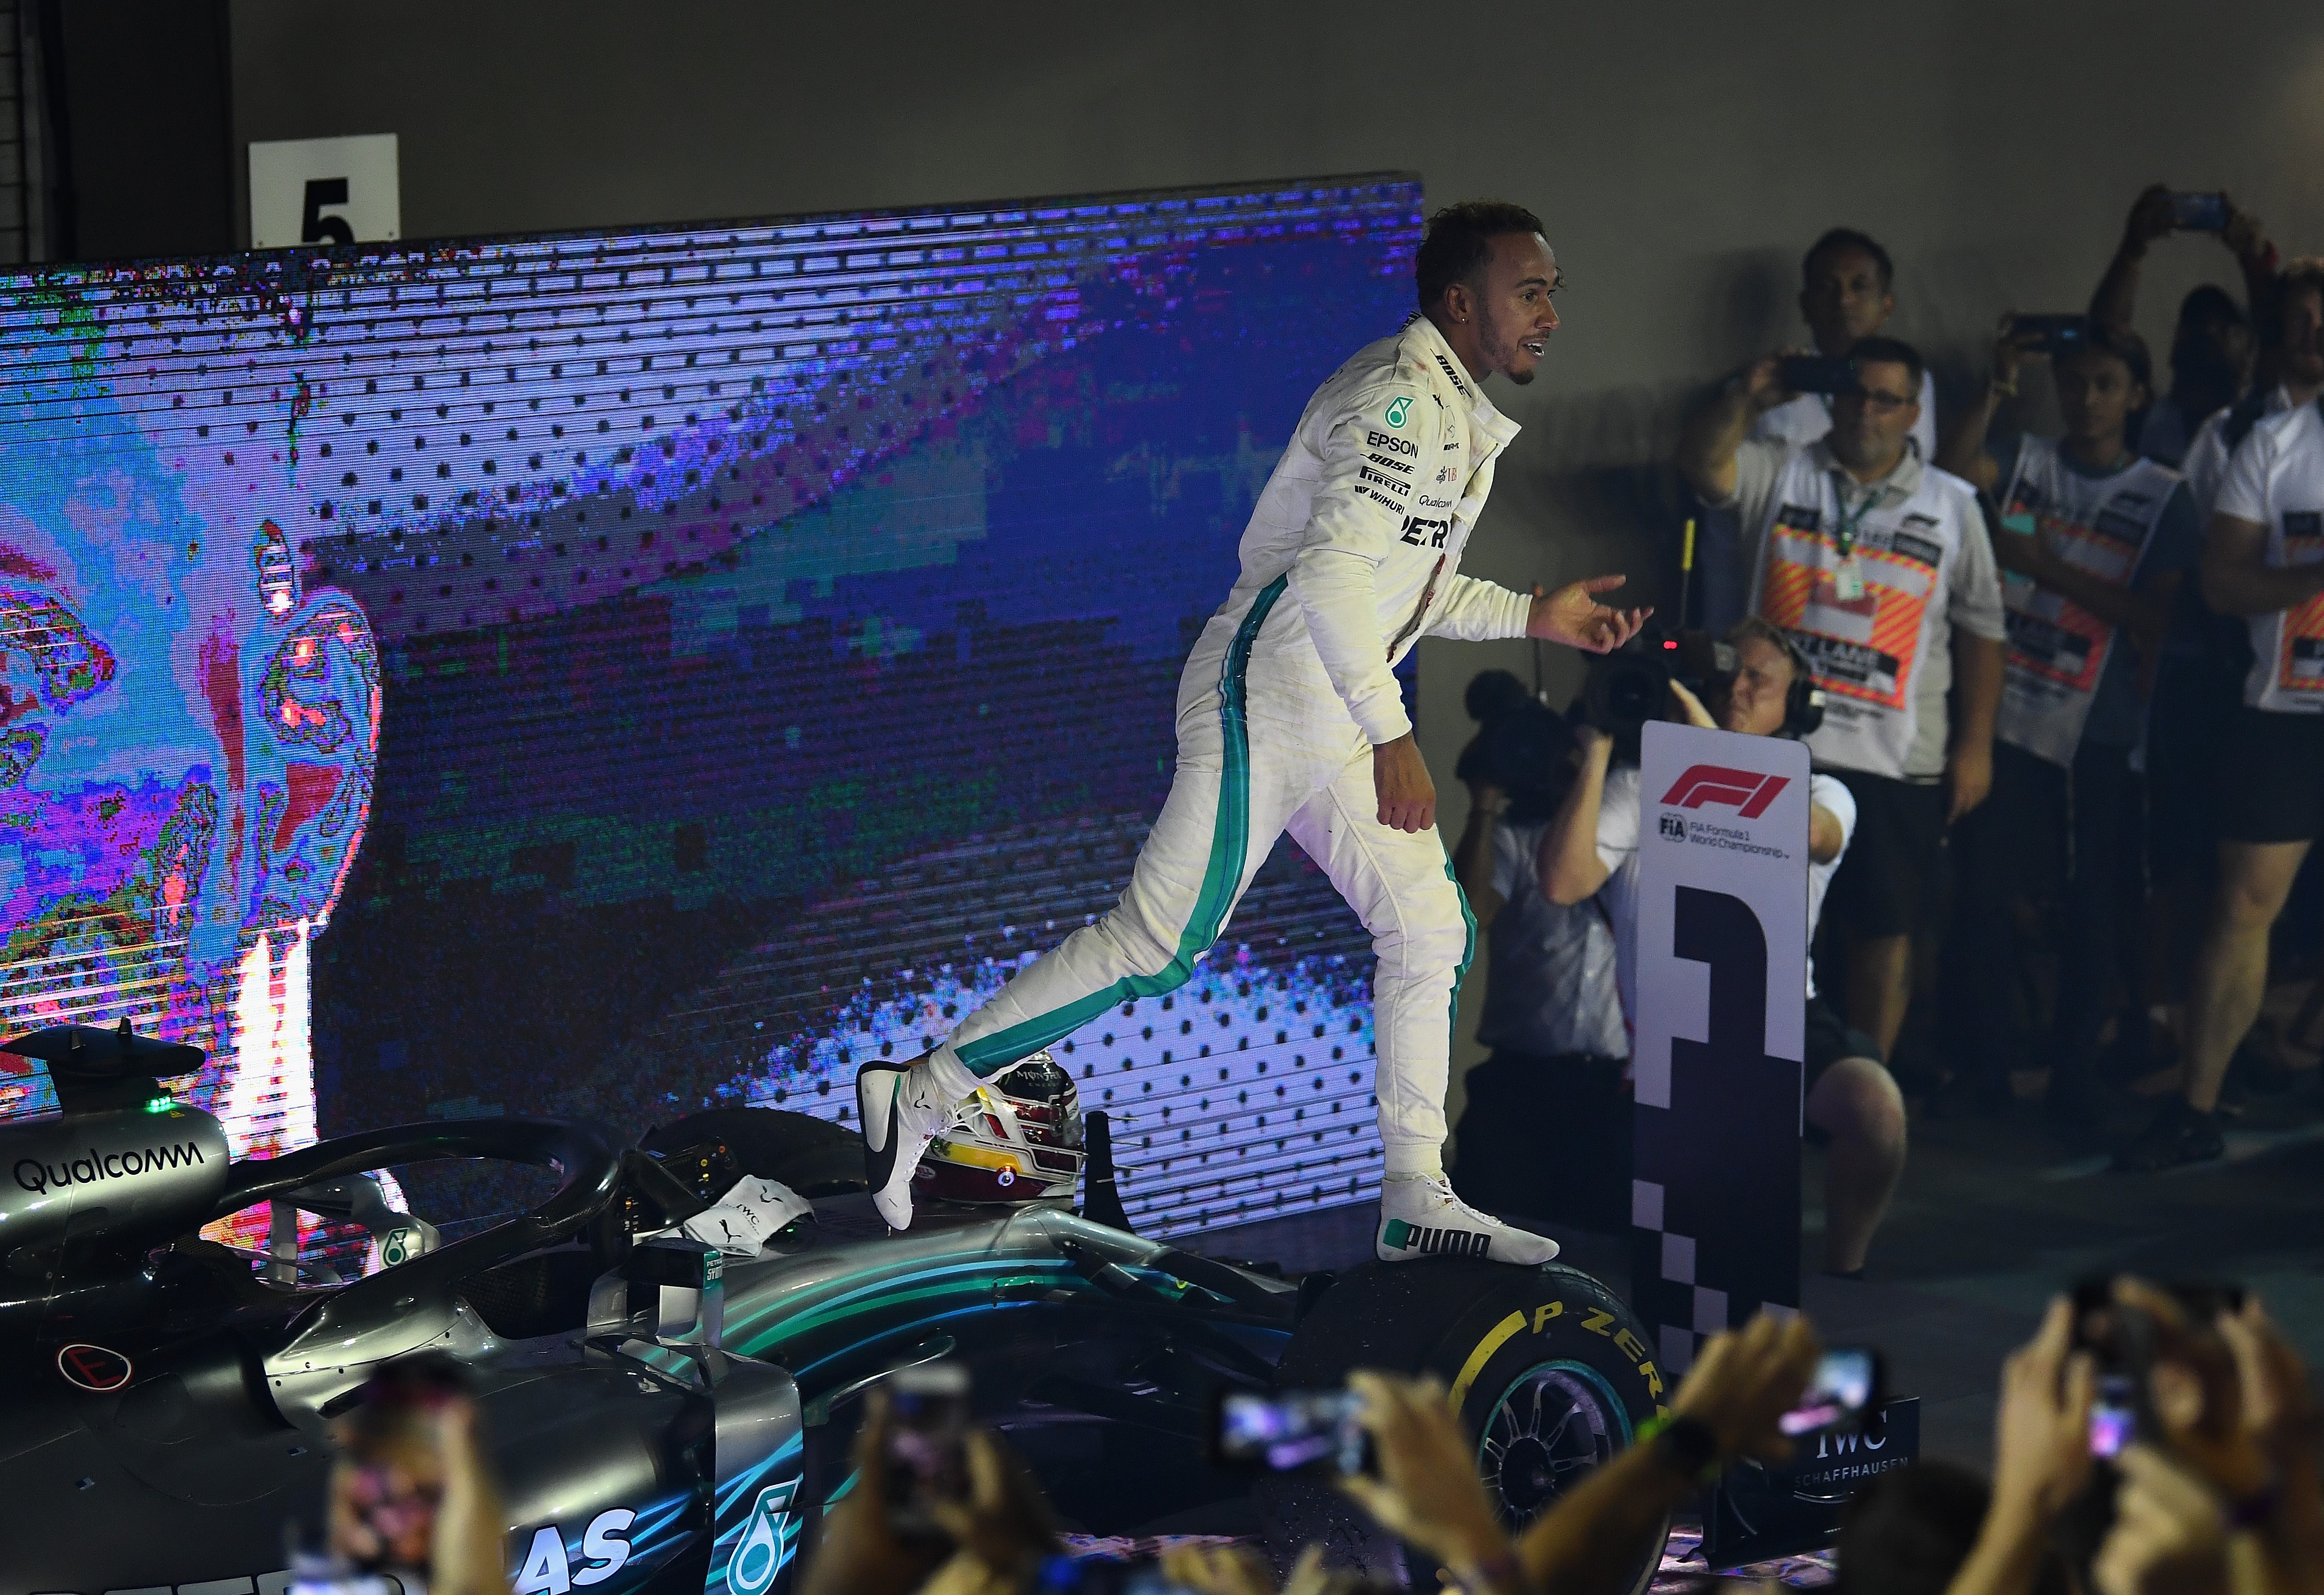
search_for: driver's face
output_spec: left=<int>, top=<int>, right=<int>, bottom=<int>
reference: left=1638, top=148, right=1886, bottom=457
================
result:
left=1471, top=233, right=1562, bottom=387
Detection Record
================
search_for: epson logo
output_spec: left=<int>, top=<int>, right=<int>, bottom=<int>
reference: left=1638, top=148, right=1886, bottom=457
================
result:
left=1365, top=430, right=1418, bottom=457
left=16, top=1138, right=207, bottom=1193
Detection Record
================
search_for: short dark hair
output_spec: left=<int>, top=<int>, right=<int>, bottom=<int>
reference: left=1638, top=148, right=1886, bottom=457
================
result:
left=2252, top=257, right=2324, bottom=353
left=2281, top=256, right=2324, bottom=308
left=1849, top=334, right=1924, bottom=393
left=2066, top=322, right=2154, bottom=392
left=2177, top=283, right=2246, bottom=333
left=1464, top=668, right=1533, bottom=725
left=1803, top=228, right=1895, bottom=291
left=1417, top=201, right=1546, bottom=309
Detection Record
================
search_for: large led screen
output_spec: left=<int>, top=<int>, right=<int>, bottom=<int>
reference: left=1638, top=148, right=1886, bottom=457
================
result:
left=0, top=175, right=1422, bottom=1238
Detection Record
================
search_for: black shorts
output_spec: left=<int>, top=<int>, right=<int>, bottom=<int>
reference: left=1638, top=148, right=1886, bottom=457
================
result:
left=2147, top=651, right=2242, bottom=877
left=1820, top=768, right=1949, bottom=940
left=2216, top=707, right=2324, bottom=845
left=1805, top=993, right=1882, bottom=1087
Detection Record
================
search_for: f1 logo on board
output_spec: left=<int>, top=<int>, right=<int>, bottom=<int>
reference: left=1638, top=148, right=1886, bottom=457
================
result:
left=1660, top=765, right=1790, bottom=819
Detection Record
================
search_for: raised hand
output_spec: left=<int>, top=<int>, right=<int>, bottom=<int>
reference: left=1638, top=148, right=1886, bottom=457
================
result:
left=1529, top=575, right=1651, bottom=654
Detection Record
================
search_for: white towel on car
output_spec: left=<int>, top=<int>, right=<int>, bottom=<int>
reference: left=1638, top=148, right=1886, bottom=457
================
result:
left=646, top=1176, right=814, bottom=1257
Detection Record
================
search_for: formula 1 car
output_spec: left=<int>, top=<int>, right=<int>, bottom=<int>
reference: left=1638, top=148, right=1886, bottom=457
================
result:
left=0, top=1025, right=1672, bottom=1595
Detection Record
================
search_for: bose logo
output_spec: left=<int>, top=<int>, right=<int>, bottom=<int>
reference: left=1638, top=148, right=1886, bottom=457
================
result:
left=1659, top=765, right=1790, bottom=819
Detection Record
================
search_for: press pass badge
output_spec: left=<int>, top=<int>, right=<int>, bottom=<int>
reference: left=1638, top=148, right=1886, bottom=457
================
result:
left=1831, top=555, right=1867, bottom=603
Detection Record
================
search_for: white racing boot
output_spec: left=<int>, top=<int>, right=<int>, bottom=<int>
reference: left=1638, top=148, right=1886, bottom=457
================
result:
left=1375, top=1172, right=1560, bottom=1265
left=856, top=1059, right=948, bottom=1230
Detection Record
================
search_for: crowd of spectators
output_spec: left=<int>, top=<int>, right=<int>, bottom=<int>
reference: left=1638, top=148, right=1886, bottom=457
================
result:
left=1452, top=184, right=2324, bottom=1274
left=307, top=1281, right=2324, bottom=1595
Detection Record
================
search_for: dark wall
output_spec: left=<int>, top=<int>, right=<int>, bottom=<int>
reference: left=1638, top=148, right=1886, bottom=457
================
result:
left=51, top=0, right=231, bottom=259
left=204, top=0, right=2324, bottom=1093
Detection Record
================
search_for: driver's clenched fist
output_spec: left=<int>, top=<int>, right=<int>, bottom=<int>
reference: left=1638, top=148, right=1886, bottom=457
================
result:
left=1373, top=733, right=1437, bottom=833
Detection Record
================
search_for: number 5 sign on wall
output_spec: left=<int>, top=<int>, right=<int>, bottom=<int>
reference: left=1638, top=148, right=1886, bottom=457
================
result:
left=248, top=134, right=400, bottom=249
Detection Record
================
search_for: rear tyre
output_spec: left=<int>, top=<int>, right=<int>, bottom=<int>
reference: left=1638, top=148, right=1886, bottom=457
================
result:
left=1264, top=1260, right=1670, bottom=1594
left=641, top=1106, right=868, bottom=1197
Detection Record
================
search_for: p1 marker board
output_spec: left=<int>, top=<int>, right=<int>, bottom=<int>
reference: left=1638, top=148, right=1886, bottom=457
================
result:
left=1628, top=721, right=1810, bottom=1376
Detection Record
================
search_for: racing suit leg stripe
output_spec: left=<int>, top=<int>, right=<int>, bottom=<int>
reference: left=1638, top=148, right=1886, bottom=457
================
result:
left=950, top=575, right=1288, bottom=1077
left=1445, top=853, right=1477, bottom=1056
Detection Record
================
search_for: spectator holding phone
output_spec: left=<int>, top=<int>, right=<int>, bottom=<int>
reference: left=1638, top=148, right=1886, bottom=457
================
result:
left=1754, top=231, right=1942, bottom=462
left=803, top=1386, right=1058, bottom=1595
left=2087, top=185, right=2276, bottom=468
left=2083, top=197, right=2302, bottom=1094
left=1338, top=1310, right=1820, bottom=1595
left=2085, top=1282, right=2324, bottom=1595
left=1539, top=622, right=1906, bottom=1275
left=2123, top=259, right=2324, bottom=1170
left=1938, top=1298, right=2096, bottom=1595
left=1691, top=230, right=1941, bottom=630
left=317, top=1354, right=510, bottom=1595
left=1679, top=338, right=2008, bottom=1070
left=1937, top=321, right=2201, bottom=1124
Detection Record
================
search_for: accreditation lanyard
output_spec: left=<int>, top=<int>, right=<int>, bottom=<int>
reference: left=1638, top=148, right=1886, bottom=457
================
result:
left=1828, top=471, right=1878, bottom=602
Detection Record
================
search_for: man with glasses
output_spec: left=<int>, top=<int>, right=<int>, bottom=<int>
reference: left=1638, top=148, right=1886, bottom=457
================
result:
left=1678, top=337, right=2007, bottom=1066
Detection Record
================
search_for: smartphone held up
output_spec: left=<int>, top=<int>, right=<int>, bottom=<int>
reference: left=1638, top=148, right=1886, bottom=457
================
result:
left=1210, top=1387, right=1375, bottom=1477
left=2167, top=190, right=2229, bottom=232
left=1777, top=1347, right=1884, bottom=1438
left=2069, top=1277, right=2246, bottom=1460
left=885, top=1361, right=972, bottom=1538
left=1779, top=354, right=1858, bottom=396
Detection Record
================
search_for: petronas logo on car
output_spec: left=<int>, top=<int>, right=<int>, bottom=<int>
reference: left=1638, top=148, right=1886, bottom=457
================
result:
left=1380, top=1219, right=1490, bottom=1258
left=726, top=1479, right=802, bottom=1595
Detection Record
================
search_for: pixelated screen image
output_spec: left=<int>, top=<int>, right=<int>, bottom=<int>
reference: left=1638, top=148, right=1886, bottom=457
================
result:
left=0, top=174, right=1422, bottom=1237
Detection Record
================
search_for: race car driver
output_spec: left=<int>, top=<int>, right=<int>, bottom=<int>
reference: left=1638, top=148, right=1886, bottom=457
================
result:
left=860, top=200, right=1649, bottom=1264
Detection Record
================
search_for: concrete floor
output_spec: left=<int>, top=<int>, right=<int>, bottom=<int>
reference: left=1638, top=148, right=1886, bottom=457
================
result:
left=1188, top=1071, right=2324, bottom=1473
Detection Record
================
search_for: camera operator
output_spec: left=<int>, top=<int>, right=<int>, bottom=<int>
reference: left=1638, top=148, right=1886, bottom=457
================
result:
left=1540, top=621, right=1907, bottom=1276
left=1679, top=336, right=2008, bottom=1066
left=1938, top=322, right=2202, bottom=1124
left=2122, top=259, right=2324, bottom=1171
left=1447, top=674, right=1626, bottom=1231
left=1693, top=230, right=1939, bottom=631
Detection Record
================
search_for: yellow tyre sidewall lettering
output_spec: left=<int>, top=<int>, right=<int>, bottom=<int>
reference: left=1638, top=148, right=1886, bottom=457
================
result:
left=1444, top=1294, right=1665, bottom=1422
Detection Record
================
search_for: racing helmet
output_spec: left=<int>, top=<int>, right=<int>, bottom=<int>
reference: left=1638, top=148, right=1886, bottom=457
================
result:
left=913, top=1050, right=1084, bottom=1204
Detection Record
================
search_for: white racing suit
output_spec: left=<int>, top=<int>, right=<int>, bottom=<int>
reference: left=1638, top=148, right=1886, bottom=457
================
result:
left=921, top=315, right=1534, bottom=1170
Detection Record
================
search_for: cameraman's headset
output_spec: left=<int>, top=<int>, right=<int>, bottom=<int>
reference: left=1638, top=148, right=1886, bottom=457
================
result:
left=1744, top=622, right=1826, bottom=740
